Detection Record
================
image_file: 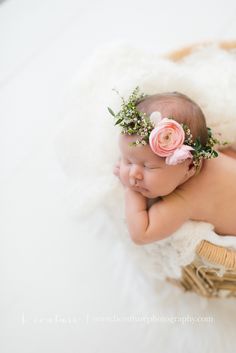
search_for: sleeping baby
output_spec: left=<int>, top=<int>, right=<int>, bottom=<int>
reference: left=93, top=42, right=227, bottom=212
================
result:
left=108, top=87, right=236, bottom=245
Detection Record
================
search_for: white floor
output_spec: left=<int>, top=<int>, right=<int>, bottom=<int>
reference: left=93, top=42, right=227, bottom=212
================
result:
left=1, top=1, right=236, bottom=352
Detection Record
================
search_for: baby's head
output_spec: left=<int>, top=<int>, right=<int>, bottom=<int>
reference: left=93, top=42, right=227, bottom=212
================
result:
left=118, top=91, right=209, bottom=198
left=136, top=91, right=208, bottom=146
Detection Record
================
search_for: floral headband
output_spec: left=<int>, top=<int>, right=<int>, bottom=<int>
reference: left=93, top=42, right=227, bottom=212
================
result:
left=107, top=86, right=228, bottom=169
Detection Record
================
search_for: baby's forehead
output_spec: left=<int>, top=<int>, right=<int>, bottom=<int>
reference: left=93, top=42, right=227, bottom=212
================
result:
left=119, top=133, right=142, bottom=151
left=119, top=133, right=164, bottom=163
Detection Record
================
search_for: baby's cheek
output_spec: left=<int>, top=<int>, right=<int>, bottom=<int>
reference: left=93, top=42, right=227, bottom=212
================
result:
left=120, top=165, right=130, bottom=185
left=147, top=173, right=162, bottom=190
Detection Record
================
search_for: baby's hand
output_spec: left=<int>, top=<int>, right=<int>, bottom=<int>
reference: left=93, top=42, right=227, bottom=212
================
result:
left=113, top=157, right=128, bottom=188
left=113, top=157, right=121, bottom=177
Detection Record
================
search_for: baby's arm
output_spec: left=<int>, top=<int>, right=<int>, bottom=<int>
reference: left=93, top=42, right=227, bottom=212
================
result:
left=124, top=189, right=190, bottom=245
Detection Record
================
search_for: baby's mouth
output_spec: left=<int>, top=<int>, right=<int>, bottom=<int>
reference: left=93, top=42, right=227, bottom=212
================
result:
left=129, top=179, right=148, bottom=191
left=133, top=185, right=148, bottom=192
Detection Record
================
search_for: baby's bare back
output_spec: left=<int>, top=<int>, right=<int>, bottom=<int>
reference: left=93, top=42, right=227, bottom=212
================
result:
left=179, top=150, right=236, bottom=236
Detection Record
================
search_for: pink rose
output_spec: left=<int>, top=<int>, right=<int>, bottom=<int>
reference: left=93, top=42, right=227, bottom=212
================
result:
left=149, top=118, right=185, bottom=157
left=165, top=145, right=194, bottom=165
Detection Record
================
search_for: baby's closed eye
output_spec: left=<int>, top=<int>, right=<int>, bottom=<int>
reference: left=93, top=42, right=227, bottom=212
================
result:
left=123, top=158, right=160, bottom=169
left=144, top=164, right=160, bottom=169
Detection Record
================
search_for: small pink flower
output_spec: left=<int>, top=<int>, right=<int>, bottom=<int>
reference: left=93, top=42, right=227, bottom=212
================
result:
left=165, top=145, right=194, bottom=165
left=149, top=118, right=185, bottom=157
left=149, top=111, right=162, bottom=125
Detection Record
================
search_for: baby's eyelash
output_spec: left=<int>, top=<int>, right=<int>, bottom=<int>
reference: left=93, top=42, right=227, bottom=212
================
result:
left=144, top=165, right=159, bottom=169
left=144, top=164, right=156, bottom=169
left=124, top=159, right=159, bottom=169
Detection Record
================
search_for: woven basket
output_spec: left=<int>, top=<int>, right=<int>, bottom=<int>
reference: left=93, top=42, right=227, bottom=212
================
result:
left=165, top=40, right=236, bottom=299
left=165, top=40, right=236, bottom=61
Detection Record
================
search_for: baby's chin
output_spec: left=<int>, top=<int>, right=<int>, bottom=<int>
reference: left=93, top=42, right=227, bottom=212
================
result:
left=130, top=185, right=162, bottom=198
left=139, top=189, right=156, bottom=198
left=141, top=189, right=165, bottom=199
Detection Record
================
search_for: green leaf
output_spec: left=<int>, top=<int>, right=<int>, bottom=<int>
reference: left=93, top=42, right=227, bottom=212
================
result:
left=107, top=107, right=116, bottom=116
left=115, top=118, right=123, bottom=125
left=212, top=151, right=218, bottom=157
left=194, top=138, right=202, bottom=151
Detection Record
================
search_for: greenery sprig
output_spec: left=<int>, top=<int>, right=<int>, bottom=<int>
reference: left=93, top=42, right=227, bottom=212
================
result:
left=108, top=86, right=153, bottom=145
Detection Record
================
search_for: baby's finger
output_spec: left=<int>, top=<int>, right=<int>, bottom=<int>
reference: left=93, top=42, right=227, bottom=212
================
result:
left=113, top=165, right=120, bottom=177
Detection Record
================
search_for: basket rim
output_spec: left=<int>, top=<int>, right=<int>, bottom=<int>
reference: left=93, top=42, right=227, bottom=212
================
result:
left=165, top=40, right=236, bottom=61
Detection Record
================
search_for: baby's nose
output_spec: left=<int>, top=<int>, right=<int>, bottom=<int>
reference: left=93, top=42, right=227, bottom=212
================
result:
left=129, top=165, right=143, bottom=180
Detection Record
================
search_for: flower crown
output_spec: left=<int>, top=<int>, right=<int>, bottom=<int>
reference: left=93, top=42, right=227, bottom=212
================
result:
left=107, top=86, right=228, bottom=169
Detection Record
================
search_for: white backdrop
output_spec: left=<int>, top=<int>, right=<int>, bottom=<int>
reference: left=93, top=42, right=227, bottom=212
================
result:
left=1, top=1, right=236, bottom=352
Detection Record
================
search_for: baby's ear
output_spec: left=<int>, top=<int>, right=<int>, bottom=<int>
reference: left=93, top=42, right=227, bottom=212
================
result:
left=188, top=159, right=195, bottom=170
left=186, top=159, right=196, bottom=178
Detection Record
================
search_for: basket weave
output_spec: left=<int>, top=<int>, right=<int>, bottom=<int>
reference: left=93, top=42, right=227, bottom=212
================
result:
left=167, top=240, right=236, bottom=298
left=165, top=40, right=236, bottom=298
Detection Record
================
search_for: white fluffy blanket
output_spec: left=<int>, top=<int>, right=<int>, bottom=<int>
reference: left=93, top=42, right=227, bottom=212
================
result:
left=53, top=42, right=236, bottom=353
left=55, top=41, right=236, bottom=283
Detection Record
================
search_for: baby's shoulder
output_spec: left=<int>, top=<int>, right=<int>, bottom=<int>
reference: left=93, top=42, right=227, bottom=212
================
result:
left=160, top=153, right=236, bottom=216
left=173, top=152, right=236, bottom=217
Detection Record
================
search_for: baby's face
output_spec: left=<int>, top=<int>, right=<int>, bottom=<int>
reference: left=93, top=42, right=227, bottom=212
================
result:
left=119, top=134, right=193, bottom=198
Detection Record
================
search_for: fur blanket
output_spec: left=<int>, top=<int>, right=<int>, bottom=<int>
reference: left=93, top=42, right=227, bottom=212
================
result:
left=55, top=41, right=236, bottom=281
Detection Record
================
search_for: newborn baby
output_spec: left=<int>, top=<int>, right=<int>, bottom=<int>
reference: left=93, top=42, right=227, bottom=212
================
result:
left=110, top=87, right=236, bottom=245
